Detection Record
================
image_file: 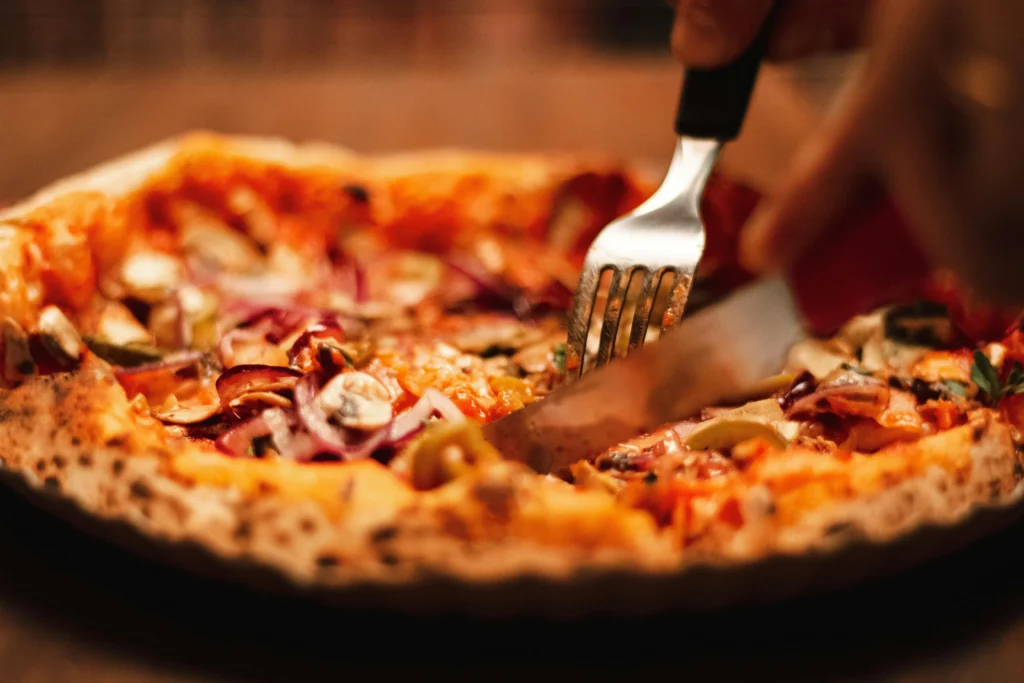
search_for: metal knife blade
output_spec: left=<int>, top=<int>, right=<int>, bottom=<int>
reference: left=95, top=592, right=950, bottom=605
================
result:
left=481, top=274, right=807, bottom=477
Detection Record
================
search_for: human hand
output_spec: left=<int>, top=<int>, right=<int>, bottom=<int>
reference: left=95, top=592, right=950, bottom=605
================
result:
left=673, top=0, right=1024, bottom=306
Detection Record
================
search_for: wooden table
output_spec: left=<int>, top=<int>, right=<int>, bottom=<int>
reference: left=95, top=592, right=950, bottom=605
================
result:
left=2, top=479, right=1024, bottom=683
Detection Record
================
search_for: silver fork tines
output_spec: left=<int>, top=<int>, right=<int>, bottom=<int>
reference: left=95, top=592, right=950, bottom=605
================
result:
left=565, top=137, right=721, bottom=380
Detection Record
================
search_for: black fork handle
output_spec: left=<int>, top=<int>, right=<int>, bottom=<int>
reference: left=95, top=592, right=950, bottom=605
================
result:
left=675, top=2, right=785, bottom=140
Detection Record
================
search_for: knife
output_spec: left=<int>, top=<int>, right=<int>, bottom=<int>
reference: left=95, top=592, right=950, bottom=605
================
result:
left=482, top=197, right=932, bottom=477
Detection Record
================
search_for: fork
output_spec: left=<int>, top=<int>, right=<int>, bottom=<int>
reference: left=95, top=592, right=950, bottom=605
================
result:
left=564, top=5, right=783, bottom=380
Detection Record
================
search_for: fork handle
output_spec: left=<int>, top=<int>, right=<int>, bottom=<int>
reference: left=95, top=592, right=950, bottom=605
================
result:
left=675, top=2, right=784, bottom=140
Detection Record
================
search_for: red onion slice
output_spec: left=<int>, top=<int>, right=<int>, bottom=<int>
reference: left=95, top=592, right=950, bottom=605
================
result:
left=215, top=414, right=272, bottom=457
left=286, top=319, right=346, bottom=366
left=386, top=388, right=467, bottom=443
left=446, top=255, right=517, bottom=305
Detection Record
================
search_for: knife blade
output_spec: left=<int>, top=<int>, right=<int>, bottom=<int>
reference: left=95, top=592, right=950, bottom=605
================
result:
left=482, top=197, right=932, bottom=477
left=481, top=275, right=804, bottom=476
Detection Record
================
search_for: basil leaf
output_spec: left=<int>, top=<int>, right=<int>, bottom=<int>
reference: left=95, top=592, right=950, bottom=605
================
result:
left=941, top=379, right=969, bottom=398
left=971, top=349, right=1001, bottom=403
left=1006, top=362, right=1024, bottom=395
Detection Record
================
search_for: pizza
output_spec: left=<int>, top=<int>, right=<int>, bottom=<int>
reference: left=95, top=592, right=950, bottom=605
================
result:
left=0, top=132, right=1022, bottom=608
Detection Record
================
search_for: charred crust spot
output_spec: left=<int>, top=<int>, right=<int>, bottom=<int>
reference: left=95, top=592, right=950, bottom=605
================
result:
left=341, top=184, right=370, bottom=204
left=990, top=480, right=1003, bottom=498
left=438, top=510, right=471, bottom=540
left=472, top=480, right=515, bottom=520
left=299, top=517, right=317, bottom=533
left=0, top=407, right=14, bottom=422
left=43, top=476, right=59, bottom=491
left=52, top=456, right=66, bottom=470
left=316, top=554, right=340, bottom=568
left=371, top=526, right=399, bottom=544
left=78, top=454, right=92, bottom=467
left=106, top=436, right=127, bottom=448
left=972, top=425, right=986, bottom=443
left=70, top=436, right=80, bottom=447
left=274, top=532, right=291, bottom=547
left=34, top=460, right=45, bottom=473
left=233, top=521, right=252, bottom=541
left=379, top=552, right=399, bottom=566
left=129, top=480, right=152, bottom=499
left=112, top=460, right=125, bottom=476
left=257, top=481, right=277, bottom=496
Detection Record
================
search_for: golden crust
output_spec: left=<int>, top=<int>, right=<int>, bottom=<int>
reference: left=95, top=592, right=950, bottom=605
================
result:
left=0, top=133, right=1022, bottom=613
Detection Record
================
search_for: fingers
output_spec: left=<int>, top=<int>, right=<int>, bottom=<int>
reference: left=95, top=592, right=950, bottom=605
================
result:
left=671, top=0, right=773, bottom=68
left=737, top=81, right=878, bottom=274
left=671, top=0, right=871, bottom=68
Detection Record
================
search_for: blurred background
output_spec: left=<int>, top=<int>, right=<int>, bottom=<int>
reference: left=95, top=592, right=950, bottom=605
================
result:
left=0, top=0, right=855, bottom=201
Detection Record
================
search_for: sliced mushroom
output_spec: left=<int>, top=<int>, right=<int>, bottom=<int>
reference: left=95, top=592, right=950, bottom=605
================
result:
left=229, top=390, right=293, bottom=412
left=37, top=306, right=84, bottom=367
left=512, top=341, right=555, bottom=374
left=120, top=251, right=182, bottom=304
left=318, top=371, right=393, bottom=431
left=3, top=318, right=35, bottom=383
left=94, top=301, right=153, bottom=346
left=173, top=201, right=264, bottom=274
left=178, top=285, right=219, bottom=351
left=226, top=186, right=278, bottom=246
left=152, top=402, right=221, bottom=425
left=786, top=338, right=849, bottom=379
left=449, top=319, right=544, bottom=355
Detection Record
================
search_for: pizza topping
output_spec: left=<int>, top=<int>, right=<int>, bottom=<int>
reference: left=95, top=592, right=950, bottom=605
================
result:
left=684, top=417, right=792, bottom=452
left=119, top=251, right=182, bottom=304
left=174, top=201, right=265, bottom=274
left=215, top=364, right=301, bottom=418
left=152, top=401, right=221, bottom=425
left=36, top=305, right=84, bottom=368
left=386, top=388, right=466, bottom=445
left=293, top=373, right=389, bottom=460
left=401, top=421, right=501, bottom=491
left=215, top=412, right=275, bottom=457
left=783, top=368, right=890, bottom=420
left=317, top=372, right=393, bottom=431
